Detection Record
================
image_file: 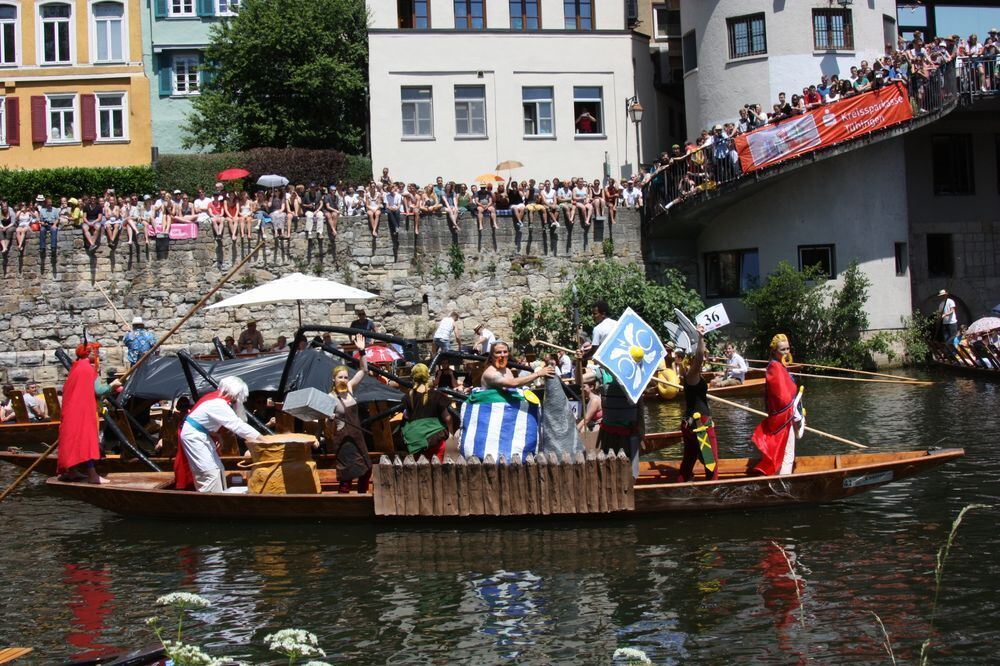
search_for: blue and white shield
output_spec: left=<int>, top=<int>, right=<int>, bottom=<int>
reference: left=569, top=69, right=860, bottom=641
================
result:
left=592, top=307, right=667, bottom=404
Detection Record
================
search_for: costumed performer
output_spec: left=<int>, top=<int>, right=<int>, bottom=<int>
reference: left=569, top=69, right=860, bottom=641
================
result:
left=480, top=341, right=554, bottom=389
left=679, top=325, right=719, bottom=482
left=57, top=342, right=121, bottom=484
left=751, top=334, right=804, bottom=476
left=178, top=376, right=261, bottom=493
left=401, top=363, right=453, bottom=461
left=328, top=334, right=374, bottom=494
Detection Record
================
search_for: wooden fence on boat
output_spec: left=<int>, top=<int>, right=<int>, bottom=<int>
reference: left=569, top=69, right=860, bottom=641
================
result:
left=372, top=450, right=634, bottom=517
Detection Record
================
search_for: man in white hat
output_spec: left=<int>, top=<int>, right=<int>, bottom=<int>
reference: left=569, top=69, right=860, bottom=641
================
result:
left=122, top=316, right=157, bottom=366
left=938, top=289, right=958, bottom=342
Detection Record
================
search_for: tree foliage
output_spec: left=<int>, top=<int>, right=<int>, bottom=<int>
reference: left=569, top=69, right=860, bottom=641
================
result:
left=742, top=260, right=892, bottom=367
left=182, top=0, right=369, bottom=153
left=512, top=261, right=704, bottom=351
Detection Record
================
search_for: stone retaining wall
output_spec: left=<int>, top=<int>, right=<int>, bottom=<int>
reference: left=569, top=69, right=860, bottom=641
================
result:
left=0, top=209, right=642, bottom=385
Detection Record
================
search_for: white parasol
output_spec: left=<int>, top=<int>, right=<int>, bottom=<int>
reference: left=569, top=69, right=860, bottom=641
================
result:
left=207, top=272, right=376, bottom=325
left=966, top=316, right=1000, bottom=335
left=256, top=174, right=289, bottom=188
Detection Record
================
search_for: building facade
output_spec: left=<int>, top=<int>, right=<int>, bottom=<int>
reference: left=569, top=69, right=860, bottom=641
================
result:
left=367, top=0, right=650, bottom=184
left=679, top=0, right=898, bottom=138
left=140, top=0, right=235, bottom=155
left=0, top=0, right=152, bottom=168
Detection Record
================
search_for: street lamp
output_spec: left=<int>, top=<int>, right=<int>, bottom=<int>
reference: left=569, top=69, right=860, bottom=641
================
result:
left=626, top=95, right=644, bottom=170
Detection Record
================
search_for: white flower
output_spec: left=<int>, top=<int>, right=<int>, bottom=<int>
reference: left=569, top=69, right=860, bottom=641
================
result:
left=145, top=616, right=160, bottom=627
left=156, top=592, right=212, bottom=609
left=162, top=640, right=226, bottom=666
left=265, top=628, right=326, bottom=659
left=302, top=662, right=333, bottom=666
left=612, top=647, right=652, bottom=665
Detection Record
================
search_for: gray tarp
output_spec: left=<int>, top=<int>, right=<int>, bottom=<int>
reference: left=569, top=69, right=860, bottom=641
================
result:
left=122, top=349, right=402, bottom=404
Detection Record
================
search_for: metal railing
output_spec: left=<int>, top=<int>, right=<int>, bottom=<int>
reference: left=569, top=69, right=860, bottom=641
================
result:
left=644, top=59, right=960, bottom=220
left=956, top=56, right=1000, bottom=101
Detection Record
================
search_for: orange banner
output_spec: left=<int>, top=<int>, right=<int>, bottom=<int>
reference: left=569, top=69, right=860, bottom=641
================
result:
left=735, top=82, right=913, bottom=173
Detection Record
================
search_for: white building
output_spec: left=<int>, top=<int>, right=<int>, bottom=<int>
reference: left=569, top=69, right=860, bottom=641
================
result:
left=679, top=0, right=898, bottom=138
left=367, top=0, right=650, bottom=184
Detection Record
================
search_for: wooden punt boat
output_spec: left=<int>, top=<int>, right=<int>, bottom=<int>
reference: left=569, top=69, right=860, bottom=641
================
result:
left=650, top=376, right=767, bottom=401
left=0, top=431, right=687, bottom=477
left=45, top=447, right=963, bottom=521
left=0, top=421, right=60, bottom=448
left=930, top=358, right=1000, bottom=380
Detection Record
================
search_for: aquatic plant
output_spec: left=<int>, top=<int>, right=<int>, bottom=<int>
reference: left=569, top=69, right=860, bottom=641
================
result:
left=919, top=503, right=990, bottom=665
left=612, top=647, right=652, bottom=664
left=265, top=628, right=327, bottom=664
left=867, top=611, right=896, bottom=666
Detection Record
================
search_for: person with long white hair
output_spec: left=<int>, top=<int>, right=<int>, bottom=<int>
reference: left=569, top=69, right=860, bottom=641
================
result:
left=177, top=376, right=262, bottom=493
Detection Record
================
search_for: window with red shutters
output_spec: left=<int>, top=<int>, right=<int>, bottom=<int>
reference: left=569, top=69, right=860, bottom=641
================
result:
left=81, top=93, right=96, bottom=141
left=4, top=97, right=17, bottom=145
left=30, top=95, right=46, bottom=143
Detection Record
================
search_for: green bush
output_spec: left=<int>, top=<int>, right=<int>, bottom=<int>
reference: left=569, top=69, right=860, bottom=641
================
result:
left=155, top=149, right=373, bottom=193
left=512, top=260, right=704, bottom=350
left=742, top=260, right=888, bottom=368
left=0, top=166, right=156, bottom=202
left=899, top=311, right=935, bottom=366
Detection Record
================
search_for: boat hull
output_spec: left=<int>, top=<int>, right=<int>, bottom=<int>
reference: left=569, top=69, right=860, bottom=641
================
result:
left=931, top=359, right=1000, bottom=380
left=651, top=377, right=766, bottom=401
left=44, top=448, right=963, bottom=521
left=0, top=421, right=60, bottom=448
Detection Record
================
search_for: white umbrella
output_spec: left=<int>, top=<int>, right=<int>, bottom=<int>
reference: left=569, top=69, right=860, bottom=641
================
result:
left=967, top=317, right=1000, bottom=335
left=207, top=272, right=376, bottom=325
left=256, top=174, right=289, bottom=188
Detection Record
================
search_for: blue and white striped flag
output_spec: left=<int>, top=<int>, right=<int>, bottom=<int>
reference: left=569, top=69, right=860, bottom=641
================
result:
left=459, top=389, right=540, bottom=460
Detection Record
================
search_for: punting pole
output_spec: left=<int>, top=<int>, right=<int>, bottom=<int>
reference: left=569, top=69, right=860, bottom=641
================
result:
left=649, top=376, right=868, bottom=450
left=94, top=282, right=131, bottom=330
left=723, top=356, right=930, bottom=384
left=0, top=241, right=266, bottom=501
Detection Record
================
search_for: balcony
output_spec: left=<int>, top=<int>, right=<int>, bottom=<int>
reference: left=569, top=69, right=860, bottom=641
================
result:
left=641, top=58, right=998, bottom=239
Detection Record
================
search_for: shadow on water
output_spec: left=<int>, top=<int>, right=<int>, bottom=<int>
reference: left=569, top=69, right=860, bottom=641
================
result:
left=0, top=372, right=998, bottom=663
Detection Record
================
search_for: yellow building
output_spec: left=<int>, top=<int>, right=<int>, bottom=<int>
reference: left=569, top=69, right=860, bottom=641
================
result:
left=0, top=0, right=152, bottom=169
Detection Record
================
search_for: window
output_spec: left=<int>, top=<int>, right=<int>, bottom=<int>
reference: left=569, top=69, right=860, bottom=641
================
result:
left=926, top=234, right=953, bottom=278
left=564, top=0, right=592, bottom=30
left=454, top=0, right=484, bottom=29
left=727, top=13, right=766, bottom=59
left=883, top=14, right=896, bottom=52
left=40, top=3, right=72, bottom=64
left=705, top=249, right=759, bottom=298
left=93, top=2, right=124, bottom=63
left=47, top=94, right=75, bottom=142
left=170, top=0, right=194, bottom=16
left=96, top=93, right=125, bottom=140
left=813, top=9, right=853, bottom=50
left=894, top=242, right=908, bottom=276
left=573, top=86, right=603, bottom=135
left=509, top=0, right=538, bottom=30
left=173, top=54, right=200, bottom=94
left=217, top=0, right=239, bottom=15
left=523, top=86, right=553, bottom=137
left=398, top=0, right=428, bottom=28
left=652, top=4, right=680, bottom=41
left=798, top=244, right=836, bottom=279
left=0, top=4, right=17, bottom=65
left=401, top=86, right=433, bottom=138
left=454, top=85, right=486, bottom=138
left=932, top=134, right=974, bottom=195
left=682, top=30, right=697, bottom=73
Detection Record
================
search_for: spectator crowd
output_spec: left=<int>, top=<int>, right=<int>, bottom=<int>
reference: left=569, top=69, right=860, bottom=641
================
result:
left=0, top=167, right=653, bottom=272
left=644, top=28, right=999, bottom=210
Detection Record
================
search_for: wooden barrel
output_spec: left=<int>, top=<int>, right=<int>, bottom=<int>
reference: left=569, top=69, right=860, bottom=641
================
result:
left=246, top=434, right=321, bottom=495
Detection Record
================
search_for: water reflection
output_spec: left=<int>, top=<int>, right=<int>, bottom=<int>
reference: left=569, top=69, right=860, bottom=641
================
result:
left=0, top=370, right=998, bottom=663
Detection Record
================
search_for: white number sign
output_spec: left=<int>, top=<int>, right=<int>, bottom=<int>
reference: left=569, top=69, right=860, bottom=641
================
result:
left=695, top=304, right=730, bottom=333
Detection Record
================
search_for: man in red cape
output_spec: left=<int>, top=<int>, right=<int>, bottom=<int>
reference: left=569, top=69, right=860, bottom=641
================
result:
left=57, top=342, right=119, bottom=484
left=751, top=334, right=803, bottom=476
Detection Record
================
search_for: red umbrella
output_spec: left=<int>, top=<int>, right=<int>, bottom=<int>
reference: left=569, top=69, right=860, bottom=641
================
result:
left=355, top=345, right=403, bottom=364
left=217, top=168, right=250, bottom=181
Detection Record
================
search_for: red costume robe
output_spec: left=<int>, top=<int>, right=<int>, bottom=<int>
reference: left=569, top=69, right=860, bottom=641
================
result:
left=751, top=359, right=799, bottom=476
left=57, top=359, right=101, bottom=473
left=173, top=391, right=222, bottom=490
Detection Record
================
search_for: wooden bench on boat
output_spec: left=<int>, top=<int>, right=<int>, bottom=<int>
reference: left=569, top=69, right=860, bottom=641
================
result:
left=373, top=450, right=634, bottom=517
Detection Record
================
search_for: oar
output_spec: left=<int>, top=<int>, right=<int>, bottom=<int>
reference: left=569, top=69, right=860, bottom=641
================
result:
left=650, top=376, right=867, bottom=450
left=0, top=241, right=266, bottom=502
left=0, top=440, right=59, bottom=503
left=784, top=371, right=932, bottom=386
left=729, top=357, right=927, bottom=383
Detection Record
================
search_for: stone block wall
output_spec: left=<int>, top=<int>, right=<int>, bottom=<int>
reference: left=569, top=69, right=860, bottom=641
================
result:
left=0, top=209, right=642, bottom=385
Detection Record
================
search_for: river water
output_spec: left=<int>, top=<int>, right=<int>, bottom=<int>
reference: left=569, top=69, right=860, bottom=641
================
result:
left=1, top=369, right=998, bottom=664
